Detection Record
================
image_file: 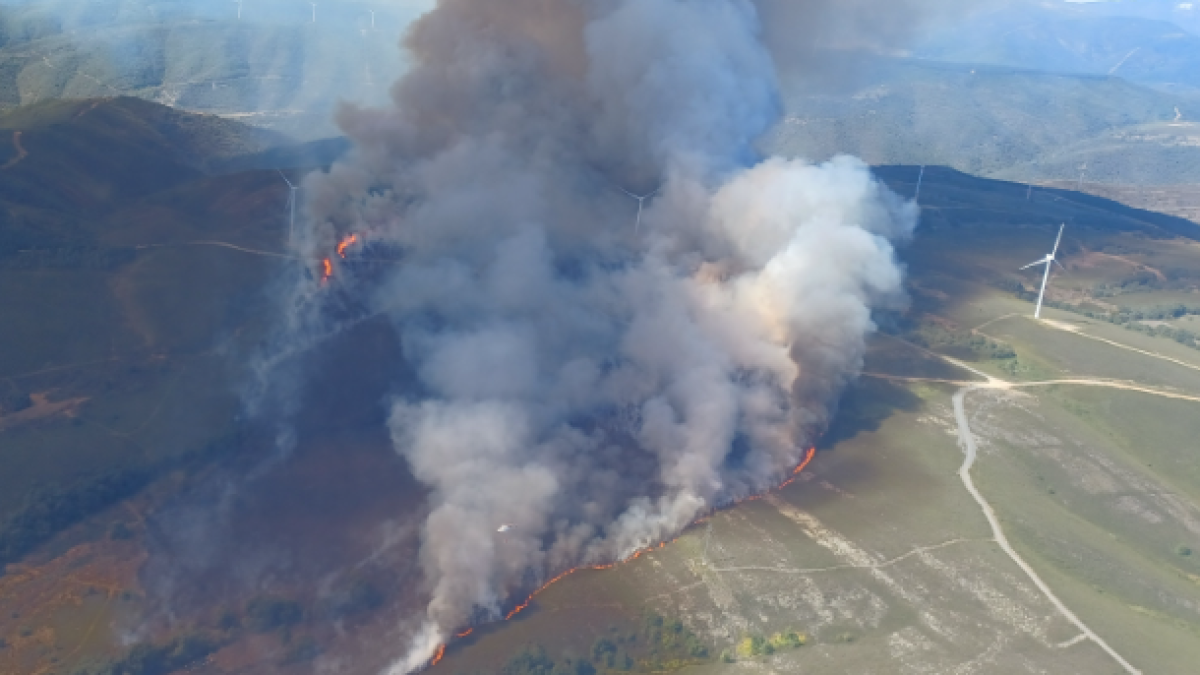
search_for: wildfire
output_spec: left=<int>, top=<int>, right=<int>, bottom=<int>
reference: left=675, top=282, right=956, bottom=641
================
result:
left=427, top=445, right=819, bottom=669
left=337, top=233, right=358, bottom=259
left=321, top=258, right=333, bottom=282
left=777, top=446, right=817, bottom=490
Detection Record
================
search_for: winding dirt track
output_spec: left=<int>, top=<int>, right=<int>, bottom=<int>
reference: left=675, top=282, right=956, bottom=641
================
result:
left=872, top=318, right=1200, bottom=675
left=953, top=385, right=1141, bottom=675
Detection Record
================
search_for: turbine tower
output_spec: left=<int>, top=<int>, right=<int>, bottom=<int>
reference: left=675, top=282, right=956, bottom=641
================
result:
left=368, top=9, right=375, bottom=29
left=616, top=185, right=660, bottom=234
left=1020, top=223, right=1066, bottom=319
left=233, top=0, right=242, bottom=20
left=310, top=2, right=316, bottom=23
left=278, top=170, right=299, bottom=245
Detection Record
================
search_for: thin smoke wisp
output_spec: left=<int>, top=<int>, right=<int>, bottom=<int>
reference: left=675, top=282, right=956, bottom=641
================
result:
left=270, top=0, right=923, bottom=670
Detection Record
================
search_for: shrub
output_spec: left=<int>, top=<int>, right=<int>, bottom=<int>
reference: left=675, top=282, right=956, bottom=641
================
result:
left=326, top=578, right=384, bottom=619
left=0, top=389, right=31, bottom=413
left=108, top=521, right=134, bottom=541
left=245, top=596, right=303, bottom=633
left=72, top=632, right=219, bottom=675
left=280, top=636, right=322, bottom=665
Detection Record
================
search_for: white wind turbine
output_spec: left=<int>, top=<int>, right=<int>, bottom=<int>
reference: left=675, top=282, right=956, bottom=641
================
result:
left=309, top=2, right=316, bottom=23
left=616, top=185, right=660, bottom=234
left=278, top=170, right=299, bottom=245
left=1020, top=223, right=1066, bottom=319
left=915, top=165, right=925, bottom=202
left=233, top=0, right=242, bottom=20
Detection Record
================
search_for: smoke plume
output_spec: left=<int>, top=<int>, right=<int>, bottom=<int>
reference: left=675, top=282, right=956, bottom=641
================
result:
left=277, top=0, right=925, bottom=670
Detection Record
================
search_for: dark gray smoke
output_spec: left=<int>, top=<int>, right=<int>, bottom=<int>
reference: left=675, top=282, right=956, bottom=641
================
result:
left=270, top=0, right=940, bottom=670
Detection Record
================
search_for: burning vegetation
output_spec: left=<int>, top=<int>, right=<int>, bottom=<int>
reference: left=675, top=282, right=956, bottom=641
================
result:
left=257, top=2, right=920, bottom=671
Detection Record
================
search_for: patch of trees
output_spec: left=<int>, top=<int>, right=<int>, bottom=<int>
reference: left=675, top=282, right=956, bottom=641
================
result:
left=905, top=323, right=1016, bottom=361
left=323, top=577, right=385, bottom=619
left=0, top=382, right=31, bottom=413
left=727, top=630, right=807, bottom=660
left=245, top=595, right=304, bottom=633
left=72, top=631, right=220, bottom=675
left=486, top=614, right=710, bottom=675
left=0, top=465, right=154, bottom=568
left=5, top=246, right=136, bottom=270
left=1092, top=267, right=1200, bottom=296
left=0, top=429, right=244, bottom=570
left=72, top=588, right=334, bottom=674
left=996, top=280, right=1200, bottom=351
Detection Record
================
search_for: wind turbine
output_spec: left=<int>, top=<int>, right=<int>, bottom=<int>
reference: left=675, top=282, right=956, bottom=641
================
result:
left=368, top=9, right=375, bottom=29
left=233, top=0, right=242, bottom=20
left=915, top=165, right=925, bottom=202
left=309, top=2, right=316, bottom=23
left=1020, top=223, right=1066, bottom=319
left=278, top=170, right=299, bottom=245
left=616, top=185, right=660, bottom=234
left=1076, top=162, right=1087, bottom=191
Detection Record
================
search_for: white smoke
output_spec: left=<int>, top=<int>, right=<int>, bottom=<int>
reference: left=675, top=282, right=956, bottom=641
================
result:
left=272, top=0, right=922, bottom=670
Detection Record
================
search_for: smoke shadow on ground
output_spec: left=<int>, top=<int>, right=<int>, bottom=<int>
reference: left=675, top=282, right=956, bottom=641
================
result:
left=817, top=378, right=923, bottom=451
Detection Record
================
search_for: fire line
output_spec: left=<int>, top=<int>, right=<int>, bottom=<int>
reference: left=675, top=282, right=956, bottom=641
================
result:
left=426, top=446, right=818, bottom=668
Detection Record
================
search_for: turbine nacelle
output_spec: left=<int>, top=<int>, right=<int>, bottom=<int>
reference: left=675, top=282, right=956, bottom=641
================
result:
left=614, top=184, right=661, bottom=234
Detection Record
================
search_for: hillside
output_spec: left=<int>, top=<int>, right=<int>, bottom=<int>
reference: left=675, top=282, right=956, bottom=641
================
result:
left=0, top=0, right=427, bottom=139
left=3, top=95, right=1200, bottom=675
left=0, top=96, right=283, bottom=208
left=919, top=12, right=1200, bottom=88
left=766, top=57, right=1200, bottom=185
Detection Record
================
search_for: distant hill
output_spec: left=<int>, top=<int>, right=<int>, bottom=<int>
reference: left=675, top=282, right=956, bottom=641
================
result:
left=0, top=0, right=428, bottom=139
left=0, top=96, right=317, bottom=261
left=0, top=97, right=282, bottom=214
left=919, top=13, right=1200, bottom=89
left=766, top=57, right=1200, bottom=185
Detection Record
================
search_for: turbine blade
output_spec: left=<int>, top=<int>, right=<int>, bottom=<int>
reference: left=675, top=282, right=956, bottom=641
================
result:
left=1020, top=258, right=1048, bottom=270
left=277, top=169, right=295, bottom=188
left=1052, top=223, right=1065, bottom=256
left=1054, top=258, right=1067, bottom=272
left=615, top=185, right=638, bottom=200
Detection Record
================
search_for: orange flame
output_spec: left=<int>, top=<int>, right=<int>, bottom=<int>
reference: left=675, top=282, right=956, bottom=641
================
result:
left=337, top=233, right=358, bottom=259
left=430, top=445, right=820, bottom=669
left=321, top=258, right=333, bottom=282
